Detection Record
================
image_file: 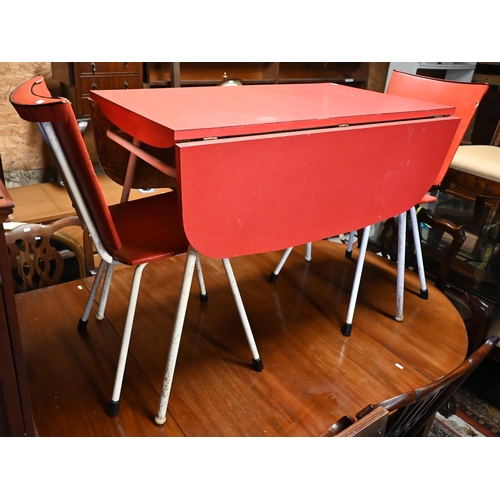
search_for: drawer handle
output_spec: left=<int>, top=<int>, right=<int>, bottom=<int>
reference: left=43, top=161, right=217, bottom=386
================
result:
left=92, top=83, right=97, bottom=90
left=91, top=62, right=96, bottom=74
left=124, top=81, right=129, bottom=89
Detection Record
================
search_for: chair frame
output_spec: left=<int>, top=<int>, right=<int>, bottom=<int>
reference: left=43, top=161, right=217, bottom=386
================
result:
left=10, top=77, right=263, bottom=424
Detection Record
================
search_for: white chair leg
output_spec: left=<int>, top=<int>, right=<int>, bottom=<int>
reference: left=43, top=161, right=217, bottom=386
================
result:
left=396, top=212, right=407, bottom=322
left=222, top=257, right=263, bottom=371
left=96, top=262, right=115, bottom=320
left=108, top=263, right=148, bottom=417
left=155, top=246, right=198, bottom=425
left=268, top=247, right=294, bottom=283
left=345, top=231, right=356, bottom=258
left=341, top=226, right=371, bottom=337
left=409, top=206, right=428, bottom=300
left=78, top=259, right=107, bottom=333
left=305, top=242, right=312, bottom=262
left=195, top=253, right=208, bottom=303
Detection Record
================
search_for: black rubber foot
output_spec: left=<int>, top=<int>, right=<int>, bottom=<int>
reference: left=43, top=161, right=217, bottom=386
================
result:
left=252, top=357, right=264, bottom=372
left=341, top=322, right=353, bottom=337
left=107, top=400, right=120, bottom=417
left=268, top=273, right=278, bottom=284
left=345, top=250, right=353, bottom=260
left=420, top=289, right=429, bottom=300
left=77, top=318, right=88, bottom=333
left=200, top=292, right=208, bottom=303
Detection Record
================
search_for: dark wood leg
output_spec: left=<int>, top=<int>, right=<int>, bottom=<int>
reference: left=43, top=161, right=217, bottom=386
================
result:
left=416, top=207, right=466, bottom=292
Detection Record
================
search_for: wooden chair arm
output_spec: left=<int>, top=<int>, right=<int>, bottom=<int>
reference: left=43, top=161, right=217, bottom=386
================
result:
left=416, top=207, right=466, bottom=292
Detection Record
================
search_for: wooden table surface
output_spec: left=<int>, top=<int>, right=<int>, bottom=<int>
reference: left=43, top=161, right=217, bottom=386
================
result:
left=16, top=239, right=468, bottom=436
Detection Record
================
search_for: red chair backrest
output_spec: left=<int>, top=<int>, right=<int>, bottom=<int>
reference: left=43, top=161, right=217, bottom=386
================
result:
left=10, top=76, right=122, bottom=252
left=387, top=70, right=489, bottom=186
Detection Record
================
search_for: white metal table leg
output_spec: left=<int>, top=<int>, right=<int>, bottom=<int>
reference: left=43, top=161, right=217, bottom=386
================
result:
left=195, top=253, right=208, bottom=302
left=409, top=206, right=428, bottom=300
left=222, top=257, right=263, bottom=371
left=345, top=231, right=356, bottom=258
left=268, top=246, right=294, bottom=283
left=305, top=242, right=312, bottom=262
left=396, top=212, right=407, bottom=322
left=341, top=226, right=371, bottom=337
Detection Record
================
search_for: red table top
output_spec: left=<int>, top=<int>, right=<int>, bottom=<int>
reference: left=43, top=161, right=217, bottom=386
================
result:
left=90, top=83, right=455, bottom=148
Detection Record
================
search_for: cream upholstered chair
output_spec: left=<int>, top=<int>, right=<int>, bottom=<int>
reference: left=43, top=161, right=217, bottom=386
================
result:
left=445, top=118, right=500, bottom=215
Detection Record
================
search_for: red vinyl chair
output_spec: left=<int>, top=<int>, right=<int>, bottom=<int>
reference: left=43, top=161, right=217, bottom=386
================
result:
left=269, top=71, right=488, bottom=336
left=10, top=76, right=263, bottom=421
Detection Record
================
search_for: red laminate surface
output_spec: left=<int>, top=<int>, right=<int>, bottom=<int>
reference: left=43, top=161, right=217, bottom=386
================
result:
left=177, top=116, right=459, bottom=258
left=91, top=83, right=455, bottom=148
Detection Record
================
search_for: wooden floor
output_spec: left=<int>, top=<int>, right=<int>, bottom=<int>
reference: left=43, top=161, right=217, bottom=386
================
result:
left=15, top=238, right=468, bottom=437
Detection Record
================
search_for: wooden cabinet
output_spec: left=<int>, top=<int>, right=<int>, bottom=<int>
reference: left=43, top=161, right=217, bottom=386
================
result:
left=51, top=63, right=389, bottom=116
left=145, top=62, right=389, bottom=92
left=51, top=62, right=144, bottom=119
left=0, top=181, right=35, bottom=436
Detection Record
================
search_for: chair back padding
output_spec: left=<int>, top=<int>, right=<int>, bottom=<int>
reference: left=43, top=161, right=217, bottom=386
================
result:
left=387, top=71, right=489, bottom=186
left=357, top=336, right=499, bottom=436
left=9, top=77, right=122, bottom=253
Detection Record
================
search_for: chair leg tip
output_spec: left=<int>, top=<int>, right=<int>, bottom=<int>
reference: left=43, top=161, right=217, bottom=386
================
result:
left=107, top=400, right=120, bottom=417
left=420, top=289, right=429, bottom=300
left=268, top=273, right=278, bottom=284
left=341, top=323, right=352, bottom=337
left=252, top=358, right=264, bottom=372
left=200, top=293, right=208, bottom=303
left=77, top=319, right=88, bottom=333
left=345, top=250, right=353, bottom=260
left=154, top=415, right=167, bottom=426
left=395, top=315, right=404, bottom=322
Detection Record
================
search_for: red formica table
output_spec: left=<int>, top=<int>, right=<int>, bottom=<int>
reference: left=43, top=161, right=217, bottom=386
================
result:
left=91, top=83, right=459, bottom=259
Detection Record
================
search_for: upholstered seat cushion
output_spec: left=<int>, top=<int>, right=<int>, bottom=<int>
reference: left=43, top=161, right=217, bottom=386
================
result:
left=450, top=145, right=500, bottom=182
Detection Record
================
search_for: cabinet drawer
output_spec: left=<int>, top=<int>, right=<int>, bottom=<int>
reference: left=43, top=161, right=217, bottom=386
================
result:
left=79, top=76, right=142, bottom=117
left=80, top=76, right=141, bottom=94
left=78, top=62, right=141, bottom=75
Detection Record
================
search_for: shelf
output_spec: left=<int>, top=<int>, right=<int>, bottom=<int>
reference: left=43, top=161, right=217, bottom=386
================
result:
left=144, top=62, right=379, bottom=90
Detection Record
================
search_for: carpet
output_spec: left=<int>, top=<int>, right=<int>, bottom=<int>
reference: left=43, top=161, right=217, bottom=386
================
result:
left=429, top=357, right=500, bottom=437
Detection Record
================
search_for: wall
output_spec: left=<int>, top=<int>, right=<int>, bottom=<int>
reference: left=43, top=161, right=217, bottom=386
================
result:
left=0, top=62, right=55, bottom=187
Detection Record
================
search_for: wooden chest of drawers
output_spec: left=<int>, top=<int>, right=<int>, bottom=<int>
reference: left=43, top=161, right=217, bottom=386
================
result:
left=51, top=62, right=144, bottom=119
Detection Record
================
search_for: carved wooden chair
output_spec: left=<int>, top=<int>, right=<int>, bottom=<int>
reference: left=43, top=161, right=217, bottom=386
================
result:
left=10, top=76, right=263, bottom=423
left=324, top=336, right=498, bottom=437
left=321, top=406, right=388, bottom=437
left=5, top=216, right=85, bottom=293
